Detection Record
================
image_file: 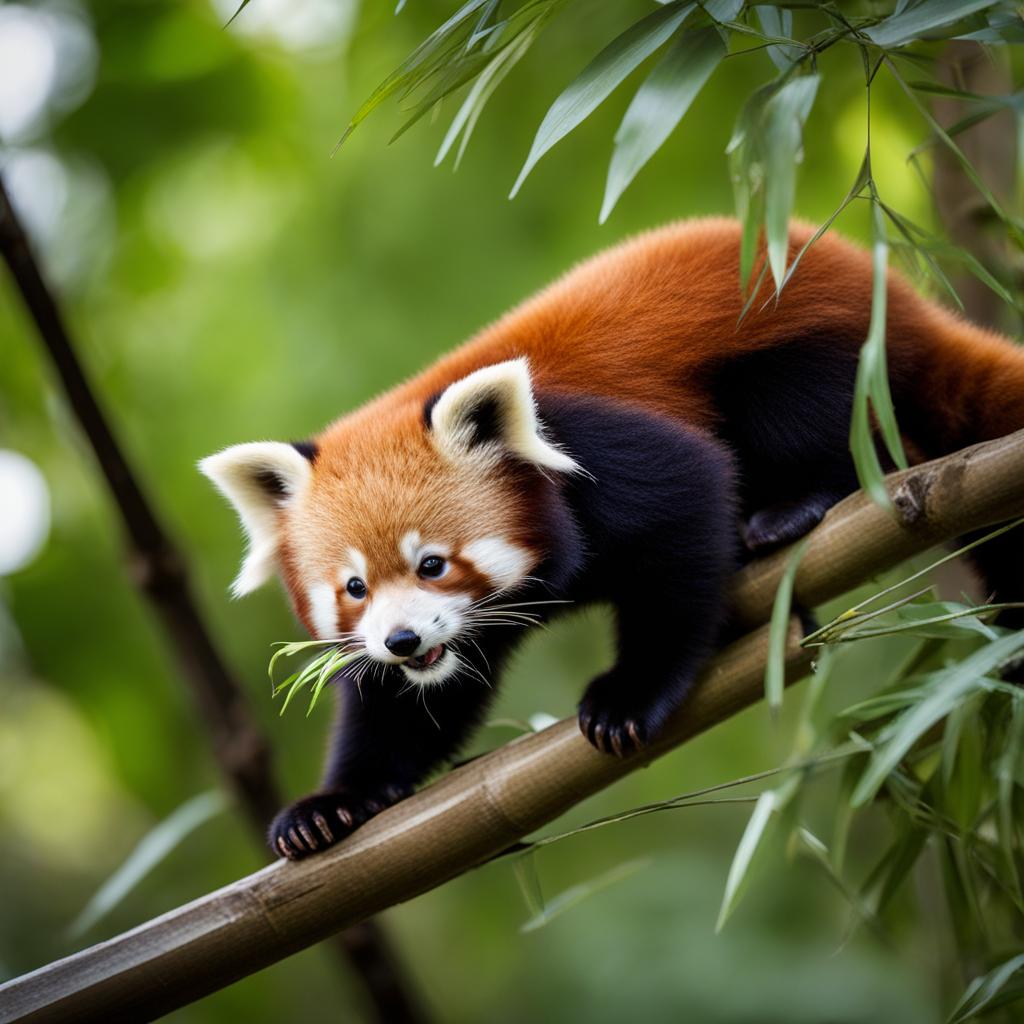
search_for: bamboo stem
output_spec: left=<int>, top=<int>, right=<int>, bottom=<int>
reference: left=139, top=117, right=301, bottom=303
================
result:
left=3, top=427, right=1023, bottom=1024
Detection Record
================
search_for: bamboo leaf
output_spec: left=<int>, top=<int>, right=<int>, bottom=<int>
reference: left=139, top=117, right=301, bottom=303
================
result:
left=755, top=5, right=800, bottom=71
left=436, top=17, right=543, bottom=168
left=947, top=953, right=1024, bottom=1023
left=864, top=822, right=929, bottom=916
left=600, top=25, right=725, bottom=223
left=703, top=0, right=743, bottom=22
left=510, top=1, right=695, bottom=197
left=852, top=631, right=1024, bottom=807
left=728, top=80, right=779, bottom=287
left=831, top=755, right=864, bottom=876
left=805, top=519, right=1024, bottom=645
left=865, top=0, right=998, bottom=49
left=67, top=791, right=230, bottom=939
left=717, top=778, right=797, bottom=931
left=997, top=695, right=1024, bottom=900
left=520, top=858, right=650, bottom=932
left=829, top=602, right=1017, bottom=643
left=940, top=693, right=984, bottom=829
left=849, top=199, right=907, bottom=511
left=225, top=0, right=251, bottom=27
left=765, top=537, right=808, bottom=715
left=795, top=827, right=882, bottom=935
left=778, top=155, right=870, bottom=293
left=763, top=75, right=819, bottom=291
left=717, top=791, right=776, bottom=932
left=795, top=645, right=835, bottom=754
left=337, top=0, right=495, bottom=149
left=886, top=60, right=1024, bottom=246
left=955, top=11, right=1024, bottom=44
left=512, top=851, right=545, bottom=919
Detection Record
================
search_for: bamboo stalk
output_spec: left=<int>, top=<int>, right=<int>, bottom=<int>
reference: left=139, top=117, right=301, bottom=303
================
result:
left=3, top=428, right=1023, bottom=1023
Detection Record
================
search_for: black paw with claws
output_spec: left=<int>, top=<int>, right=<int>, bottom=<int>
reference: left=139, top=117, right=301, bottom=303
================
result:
left=743, top=490, right=844, bottom=554
left=269, top=785, right=409, bottom=860
left=577, top=670, right=656, bottom=758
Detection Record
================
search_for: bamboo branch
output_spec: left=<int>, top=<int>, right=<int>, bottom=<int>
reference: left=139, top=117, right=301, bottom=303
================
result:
left=4, top=427, right=1024, bottom=1024
left=0, top=176, right=428, bottom=1024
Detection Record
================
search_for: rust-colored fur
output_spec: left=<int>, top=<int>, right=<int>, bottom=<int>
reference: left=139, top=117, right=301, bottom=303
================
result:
left=327, top=218, right=1024, bottom=434
left=206, top=218, right=1024, bottom=860
left=292, top=217, right=1024, bottom=631
left=322, top=217, right=1024, bottom=453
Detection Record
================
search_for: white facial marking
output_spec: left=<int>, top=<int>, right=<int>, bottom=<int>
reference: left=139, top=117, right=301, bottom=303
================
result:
left=357, top=582, right=471, bottom=685
left=339, top=547, right=368, bottom=584
left=463, top=536, right=533, bottom=592
left=399, top=531, right=421, bottom=569
left=399, top=530, right=451, bottom=571
left=308, top=582, right=339, bottom=639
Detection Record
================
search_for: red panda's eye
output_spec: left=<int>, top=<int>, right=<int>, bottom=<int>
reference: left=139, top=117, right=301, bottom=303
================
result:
left=346, top=577, right=367, bottom=599
left=418, top=556, right=446, bottom=579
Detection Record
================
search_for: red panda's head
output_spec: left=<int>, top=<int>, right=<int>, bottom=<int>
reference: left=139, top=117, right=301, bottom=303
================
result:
left=201, top=359, right=579, bottom=685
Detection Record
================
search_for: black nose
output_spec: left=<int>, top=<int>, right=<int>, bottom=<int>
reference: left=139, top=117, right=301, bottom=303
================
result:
left=385, top=630, right=421, bottom=657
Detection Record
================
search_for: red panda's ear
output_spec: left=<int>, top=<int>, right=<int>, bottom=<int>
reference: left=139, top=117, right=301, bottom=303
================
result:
left=199, top=441, right=313, bottom=597
left=428, top=358, right=578, bottom=473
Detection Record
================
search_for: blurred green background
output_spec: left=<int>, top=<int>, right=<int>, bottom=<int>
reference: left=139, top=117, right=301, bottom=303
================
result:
left=0, top=1, right=994, bottom=1021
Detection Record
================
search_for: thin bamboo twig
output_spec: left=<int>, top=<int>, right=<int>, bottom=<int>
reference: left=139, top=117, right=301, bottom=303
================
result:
left=0, top=175, right=429, bottom=1024
left=3, top=425, right=1023, bottom=1024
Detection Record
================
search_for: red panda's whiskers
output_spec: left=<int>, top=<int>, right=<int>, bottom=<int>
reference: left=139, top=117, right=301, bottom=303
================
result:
left=464, top=637, right=492, bottom=674
left=468, top=610, right=545, bottom=627
left=449, top=645, right=491, bottom=689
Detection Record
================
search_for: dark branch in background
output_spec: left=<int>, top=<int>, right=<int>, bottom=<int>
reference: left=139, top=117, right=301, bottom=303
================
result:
left=0, top=176, right=429, bottom=1024
left=934, top=40, right=1018, bottom=331
left=3, top=428, right=1024, bottom=1024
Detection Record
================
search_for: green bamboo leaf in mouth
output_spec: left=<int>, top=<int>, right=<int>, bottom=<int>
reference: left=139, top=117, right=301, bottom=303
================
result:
left=268, top=639, right=358, bottom=717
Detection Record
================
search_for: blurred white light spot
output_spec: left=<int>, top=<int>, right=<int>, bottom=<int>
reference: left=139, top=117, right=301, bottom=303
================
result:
left=145, top=141, right=298, bottom=260
left=3, top=148, right=69, bottom=244
left=212, top=0, right=356, bottom=51
left=0, top=7, right=56, bottom=139
left=4, top=147, right=114, bottom=288
left=0, top=4, right=97, bottom=142
left=0, top=451, right=51, bottom=575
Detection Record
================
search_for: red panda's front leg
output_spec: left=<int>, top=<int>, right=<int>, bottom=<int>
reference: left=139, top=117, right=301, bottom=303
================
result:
left=269, top=647, right=508, bottom=860
left=539, top=394, right=739, bottom=760
left=575, top=522, right=736, bottom=757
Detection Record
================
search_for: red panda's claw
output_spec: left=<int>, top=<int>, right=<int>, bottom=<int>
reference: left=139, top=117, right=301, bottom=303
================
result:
left=578, top=675, right=650, bottom=758
left=268, top=787, right=410, bottom=861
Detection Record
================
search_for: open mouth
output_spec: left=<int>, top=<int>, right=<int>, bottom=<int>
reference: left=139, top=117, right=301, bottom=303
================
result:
left=405, top=644, right=445, bottom=670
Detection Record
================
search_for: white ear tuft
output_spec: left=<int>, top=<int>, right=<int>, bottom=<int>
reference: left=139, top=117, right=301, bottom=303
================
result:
left=199, top=441, right=312, bottom=597
left=429, top=358, right=578, bottom=473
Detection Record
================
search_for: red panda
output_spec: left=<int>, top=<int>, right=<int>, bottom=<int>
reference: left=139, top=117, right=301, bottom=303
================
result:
left=201, top=218, right=1024, bottom=860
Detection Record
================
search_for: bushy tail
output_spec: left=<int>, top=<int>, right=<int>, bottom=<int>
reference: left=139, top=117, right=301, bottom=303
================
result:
left=897, top=304, right=1024, bottom=459
left=896, top=305, right=1024, bottom=631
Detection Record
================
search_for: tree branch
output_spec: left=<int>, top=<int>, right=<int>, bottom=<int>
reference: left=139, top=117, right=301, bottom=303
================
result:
left=0, top=175, right=429, bottom=1024
left=4, top=427, right=1023, bottom=1024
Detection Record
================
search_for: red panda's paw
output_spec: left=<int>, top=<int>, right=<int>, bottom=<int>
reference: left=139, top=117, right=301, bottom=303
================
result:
left=269, top=785, right=410, bottom=861
left=578, top=673, right=652, bottom=758
left=742, top=492, right=839, bottom=553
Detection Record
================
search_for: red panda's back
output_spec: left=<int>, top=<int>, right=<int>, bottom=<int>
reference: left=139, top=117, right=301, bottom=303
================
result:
left=327, top=218, right=1023, bottom=453
left=371, top=219, right=887, bottom=431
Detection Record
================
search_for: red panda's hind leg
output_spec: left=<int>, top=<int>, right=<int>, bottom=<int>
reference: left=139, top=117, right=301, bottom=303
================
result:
left=742, top=486, right=849, bottom=553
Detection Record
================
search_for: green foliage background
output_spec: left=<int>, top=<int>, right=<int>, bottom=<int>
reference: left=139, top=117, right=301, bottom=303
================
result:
left=0, top=1, right=1019, bottom=1021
